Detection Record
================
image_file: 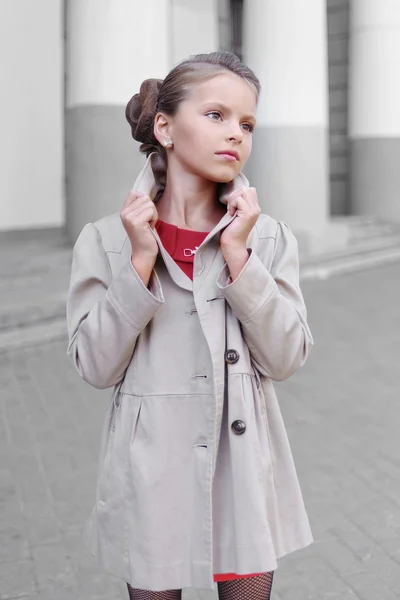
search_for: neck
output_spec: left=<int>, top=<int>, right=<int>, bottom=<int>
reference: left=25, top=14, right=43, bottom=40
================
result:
left=155, top=157, right=226, bottom=231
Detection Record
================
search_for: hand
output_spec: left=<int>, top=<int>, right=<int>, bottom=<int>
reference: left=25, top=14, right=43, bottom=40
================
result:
left=220, top=187, right=261, bottom=256
left=120, top=190, right=159, bottom=261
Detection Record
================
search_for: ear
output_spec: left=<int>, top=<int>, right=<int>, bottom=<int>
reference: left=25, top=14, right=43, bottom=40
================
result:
left=154, top=112, right=173, bottom=147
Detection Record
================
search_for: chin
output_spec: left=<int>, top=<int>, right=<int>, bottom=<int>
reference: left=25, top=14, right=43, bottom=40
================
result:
left=207, top=164, right=241, bottom=183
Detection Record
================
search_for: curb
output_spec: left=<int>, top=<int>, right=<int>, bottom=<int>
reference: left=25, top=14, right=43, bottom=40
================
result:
left=300, top=245, right=400, bottom=282
left=0, top=319, right=68, bottom=355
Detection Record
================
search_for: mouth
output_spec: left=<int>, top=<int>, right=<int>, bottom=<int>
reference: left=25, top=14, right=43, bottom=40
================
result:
left=215, top=150, right=240, bottom=162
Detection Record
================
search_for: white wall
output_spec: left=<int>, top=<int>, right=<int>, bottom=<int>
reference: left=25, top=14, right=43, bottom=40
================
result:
left=0, top=0, right=64, bottom=231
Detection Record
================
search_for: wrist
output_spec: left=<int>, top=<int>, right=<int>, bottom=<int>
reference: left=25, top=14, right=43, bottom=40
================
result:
left=221, top=246, right=250, bottom=282
left=131, top=251, right=157, bottom=266
left=131, top=253, right=157, bottom=287
left=221, top=243, right=248, bottom=261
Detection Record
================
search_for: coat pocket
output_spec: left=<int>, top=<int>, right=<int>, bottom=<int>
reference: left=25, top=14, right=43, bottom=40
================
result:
left=98, top=427, right=116, bottom=506
left=98, top=393, right=142, bottom=507
left=250, top=376, right=272, bottom=485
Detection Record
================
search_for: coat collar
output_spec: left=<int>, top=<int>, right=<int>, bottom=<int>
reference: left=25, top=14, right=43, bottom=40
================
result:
left=130, top=153, right=250, bottom=292
left=131, top=152, right=250, bottom=208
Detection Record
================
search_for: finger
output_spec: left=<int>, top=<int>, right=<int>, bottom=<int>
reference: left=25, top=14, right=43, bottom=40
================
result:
left=243, top=187, right=259, bottom=207
left=227, top=187, right=258, bottom=212
left=121, top=193, right=152, bottom=217
left=123, top=204, right=157, bottom=226
left=123, top=195, right=153, bottom=212
left=229, top=186, right=258, bottom=202
left=228, top=193, right=260, bottom=218
left=121, top=189, right=146, bottom=212
left=227, top=194, right=245, bottom=216
left=228, top=193, right=251, bottom=214
left=234, top=189, right=260, bottom=215
left=226, top=187, right=246, bottom=203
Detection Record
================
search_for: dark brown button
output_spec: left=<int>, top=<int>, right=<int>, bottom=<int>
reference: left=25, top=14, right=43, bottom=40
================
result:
left=225, top=349, right=239, bottom=364
left=231, top=420, right=246, bottom=435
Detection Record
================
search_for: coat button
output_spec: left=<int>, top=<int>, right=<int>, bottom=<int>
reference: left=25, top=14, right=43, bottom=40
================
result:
left=231, top=420, right=246, bottom=435
left=225, top=349, right=239, bottom=364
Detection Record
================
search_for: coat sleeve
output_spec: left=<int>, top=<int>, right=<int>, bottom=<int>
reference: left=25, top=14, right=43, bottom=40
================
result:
left=216, top=220, right=314, bottom=382
left=66, top=222, right=164, bottom=389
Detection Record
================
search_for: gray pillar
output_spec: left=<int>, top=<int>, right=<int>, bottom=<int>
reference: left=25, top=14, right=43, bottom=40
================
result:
left=65, top=0, right=170, bottom=241
left=243, top=0, right=332, bottom=252
left=349, top=0, right=400, bottom=222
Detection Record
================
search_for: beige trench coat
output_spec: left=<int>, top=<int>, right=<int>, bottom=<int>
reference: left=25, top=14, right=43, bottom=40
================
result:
left=66, top=154, right=314, bottom=592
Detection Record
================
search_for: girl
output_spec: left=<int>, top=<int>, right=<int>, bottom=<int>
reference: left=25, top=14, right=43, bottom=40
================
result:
left=66, top=51, right=314, bottom=599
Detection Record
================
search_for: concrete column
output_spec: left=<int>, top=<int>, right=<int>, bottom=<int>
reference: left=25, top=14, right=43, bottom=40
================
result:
left=0, top=0, right=63, bottom=231
left=65, top=0, right=170, bottom=241
left=243, top=0, right=332, bottom=251
left=171, top=0, right=218, bottom=63
left=349, top=0, right=400, bottom=222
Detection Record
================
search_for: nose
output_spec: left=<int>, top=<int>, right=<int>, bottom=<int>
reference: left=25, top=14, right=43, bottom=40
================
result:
left=227, top=122, right=243, bottom=143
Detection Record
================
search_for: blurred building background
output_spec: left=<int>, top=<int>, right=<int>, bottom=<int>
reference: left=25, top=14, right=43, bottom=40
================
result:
left=1, top=0, right=399, bottom=255
left=3, top=7, right=400, bottom=600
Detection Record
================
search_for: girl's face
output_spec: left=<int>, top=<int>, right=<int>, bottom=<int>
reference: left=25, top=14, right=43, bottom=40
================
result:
left=167, top=72, right=257, bottom=183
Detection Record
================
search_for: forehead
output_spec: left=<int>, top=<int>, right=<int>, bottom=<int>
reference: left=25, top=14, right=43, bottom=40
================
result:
left=186, top=72, right=257, bottom=112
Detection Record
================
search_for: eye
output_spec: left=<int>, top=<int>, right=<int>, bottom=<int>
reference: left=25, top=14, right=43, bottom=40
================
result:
left=242, top=123, right=255, bottom=133
left=206, top=111, right=222, bottom=121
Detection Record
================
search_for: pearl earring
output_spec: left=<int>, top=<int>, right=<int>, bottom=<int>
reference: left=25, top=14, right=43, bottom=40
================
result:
left=164, top=139, right=173, bottom=148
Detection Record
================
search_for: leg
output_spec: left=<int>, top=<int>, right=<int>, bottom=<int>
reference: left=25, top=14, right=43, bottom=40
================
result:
left=126, top=583, right=182, bottom=599
left=217, top=571, right=274, bottom=600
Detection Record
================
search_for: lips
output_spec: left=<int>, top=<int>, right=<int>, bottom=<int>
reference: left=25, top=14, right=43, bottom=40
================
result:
left=216, top=150, right=240, bottom=161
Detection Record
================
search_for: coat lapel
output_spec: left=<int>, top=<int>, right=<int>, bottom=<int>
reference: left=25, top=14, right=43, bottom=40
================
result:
left=130, top=154, right=250, bottom=291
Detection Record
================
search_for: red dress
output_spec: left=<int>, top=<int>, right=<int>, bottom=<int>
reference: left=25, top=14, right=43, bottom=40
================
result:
left=155, top=219, right=264, bottom=583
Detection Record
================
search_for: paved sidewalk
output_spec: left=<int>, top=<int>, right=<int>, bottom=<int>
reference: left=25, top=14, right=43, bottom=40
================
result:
left=1, top=260, right=400, bottom=599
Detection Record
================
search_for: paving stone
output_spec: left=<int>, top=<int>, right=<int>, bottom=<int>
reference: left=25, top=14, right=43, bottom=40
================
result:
left=341, top=571, right=399, bottom=600
left=0, top=560, right=37, bottom=599
left=24, top=514, right=63, bottom=547
left=0, top=526, right=30, bottom=562
left=1, top=242, right=400, bottom=599
left=31, top=543, right=77, bottom=594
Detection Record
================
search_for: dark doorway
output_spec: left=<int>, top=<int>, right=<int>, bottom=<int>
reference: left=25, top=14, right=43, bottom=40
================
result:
left=230, top=0, right=243, bottom=60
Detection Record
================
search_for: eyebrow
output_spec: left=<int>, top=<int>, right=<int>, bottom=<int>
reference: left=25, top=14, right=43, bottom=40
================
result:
left=201, top=101, right=257, bottom=123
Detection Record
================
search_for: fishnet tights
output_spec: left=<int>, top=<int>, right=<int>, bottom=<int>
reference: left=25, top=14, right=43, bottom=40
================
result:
left=127, top=571, right=274, bottom=599
left=126, top=585, right=181, bottom=600
left=217, top=572, right=274, bottom=599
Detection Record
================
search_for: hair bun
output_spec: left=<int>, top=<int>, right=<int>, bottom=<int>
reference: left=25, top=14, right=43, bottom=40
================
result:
left=125, top=78, right=163, bottom=146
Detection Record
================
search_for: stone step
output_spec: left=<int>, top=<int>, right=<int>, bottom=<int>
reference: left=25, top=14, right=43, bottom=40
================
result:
left=0, top=318, right=68, bottom=354
left=333, top=215, right=400, bottom=239
left=299, top=215, right=400, bottom=278
left=301, top=244, right=400, bottom=281
left=300, top=233, right=400, bottom=266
